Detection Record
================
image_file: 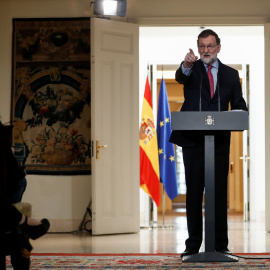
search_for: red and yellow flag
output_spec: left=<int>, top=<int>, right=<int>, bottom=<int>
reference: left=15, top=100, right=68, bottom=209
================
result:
left=140, top=76, right=160, bottom=207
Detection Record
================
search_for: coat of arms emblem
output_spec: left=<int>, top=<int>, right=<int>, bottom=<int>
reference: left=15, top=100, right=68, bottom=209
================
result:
left=140, top=117, right=156, bottom=144
left=205, top=115, right=215, bottom=126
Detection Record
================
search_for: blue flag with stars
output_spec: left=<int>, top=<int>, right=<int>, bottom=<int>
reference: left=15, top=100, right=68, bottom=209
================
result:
left=157, top=78, right=178, bottom=200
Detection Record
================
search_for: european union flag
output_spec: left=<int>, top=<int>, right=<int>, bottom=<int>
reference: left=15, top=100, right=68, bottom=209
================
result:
left=157, top=78, right=178, bottom=200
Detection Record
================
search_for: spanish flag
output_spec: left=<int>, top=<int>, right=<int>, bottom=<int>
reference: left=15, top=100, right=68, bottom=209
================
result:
left=140, top=76, right=160, bottom=207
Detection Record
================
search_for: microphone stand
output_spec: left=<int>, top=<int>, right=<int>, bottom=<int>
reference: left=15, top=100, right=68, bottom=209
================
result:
left=199, top=74, right=202, bottom=111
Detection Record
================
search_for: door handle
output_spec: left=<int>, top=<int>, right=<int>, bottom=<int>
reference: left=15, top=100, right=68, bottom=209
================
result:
left=240, top=155, right=250, bottom=162
left=230, top=162, right=234, bottom=173
left=96, top=139, right=107, bottom=160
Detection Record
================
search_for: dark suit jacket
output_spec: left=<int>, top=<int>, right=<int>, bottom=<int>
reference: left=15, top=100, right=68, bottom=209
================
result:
left=169, top=59, right=248, bottom=153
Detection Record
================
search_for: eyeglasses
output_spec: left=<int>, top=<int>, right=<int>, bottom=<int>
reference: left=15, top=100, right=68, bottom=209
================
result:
left=198, top=44, right=218, bottom=51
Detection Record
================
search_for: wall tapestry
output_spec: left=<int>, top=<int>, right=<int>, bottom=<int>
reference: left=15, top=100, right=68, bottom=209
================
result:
left=11, top=18, right=91, bottom=175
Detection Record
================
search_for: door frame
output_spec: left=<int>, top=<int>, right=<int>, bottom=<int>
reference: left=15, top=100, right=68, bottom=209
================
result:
left=139, top=47, right=262, bottom=224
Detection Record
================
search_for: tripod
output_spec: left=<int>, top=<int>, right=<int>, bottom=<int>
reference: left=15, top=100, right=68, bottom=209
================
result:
left=78, top=200, right=92, bottom=232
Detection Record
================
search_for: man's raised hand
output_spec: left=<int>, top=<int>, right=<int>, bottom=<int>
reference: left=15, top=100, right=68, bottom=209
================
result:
left=183, top=49, right=198, bottom=68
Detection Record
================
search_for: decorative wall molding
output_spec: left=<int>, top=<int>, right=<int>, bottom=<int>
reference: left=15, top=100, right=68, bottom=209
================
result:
left=129, top=16, right=269, bottom=27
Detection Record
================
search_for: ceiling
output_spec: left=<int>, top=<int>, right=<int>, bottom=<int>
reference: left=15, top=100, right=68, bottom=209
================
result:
left=126, top=0, right=270, bottom=18
left=125, top=0, right=270, bottom=25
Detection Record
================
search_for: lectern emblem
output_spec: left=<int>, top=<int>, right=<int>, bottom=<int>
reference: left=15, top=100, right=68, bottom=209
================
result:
left=205, top=115, right=215, bottom=126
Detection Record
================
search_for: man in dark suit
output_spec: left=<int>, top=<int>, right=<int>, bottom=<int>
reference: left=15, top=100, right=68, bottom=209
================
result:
left=169, top=29, right=248, bottom=258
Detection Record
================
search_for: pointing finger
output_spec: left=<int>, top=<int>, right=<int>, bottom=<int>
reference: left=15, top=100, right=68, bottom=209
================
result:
left=189, top=48, right=198, bottom=61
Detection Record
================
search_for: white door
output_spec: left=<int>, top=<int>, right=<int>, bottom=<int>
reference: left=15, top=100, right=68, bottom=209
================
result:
left=241, top=64, right=250, bottom=221
left=91, top=18, right=139, bottom=235
left=265, top=23, right=270, bottom=231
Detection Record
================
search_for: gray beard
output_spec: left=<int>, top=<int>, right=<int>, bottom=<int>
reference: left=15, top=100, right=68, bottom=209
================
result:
left=201, top=53, right=217, bottom=65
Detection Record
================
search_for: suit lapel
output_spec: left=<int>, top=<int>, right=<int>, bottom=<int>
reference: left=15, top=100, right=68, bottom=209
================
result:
left=217, top=59, right=225, bottom=90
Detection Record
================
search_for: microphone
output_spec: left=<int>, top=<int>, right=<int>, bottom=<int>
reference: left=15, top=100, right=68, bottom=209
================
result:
left=199, top=74, right=202, bottom=111
left=217, top=76, right=221, bottom=111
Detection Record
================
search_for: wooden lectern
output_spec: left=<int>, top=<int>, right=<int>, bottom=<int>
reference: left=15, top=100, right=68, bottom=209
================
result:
left=171, top=111, right=248, bottom=262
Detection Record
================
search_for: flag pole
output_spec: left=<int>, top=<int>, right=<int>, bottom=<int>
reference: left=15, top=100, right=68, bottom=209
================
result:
left=162, top=185, right=165, bottom=227
left=160, top=186, right=173, bottom=229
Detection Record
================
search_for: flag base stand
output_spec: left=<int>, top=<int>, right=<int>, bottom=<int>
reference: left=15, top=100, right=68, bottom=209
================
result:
left=149, top=221, right=174, bottom=230
left=140, top=226, right=174, bottom=229
left=140, top=222, right=174, bottom=230
left=144, top=187, right=174, bottom=230
left=152, top=225, right=174, bottom=229
left=140, top=188, right=175, bottom=230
